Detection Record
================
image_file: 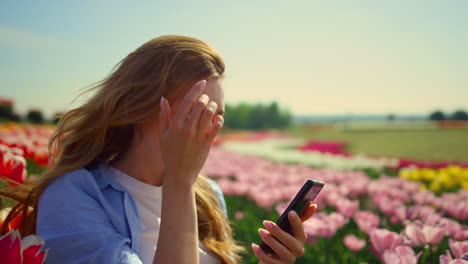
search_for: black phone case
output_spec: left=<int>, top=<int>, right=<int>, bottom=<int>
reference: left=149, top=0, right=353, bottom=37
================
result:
left=259, top=179, right=324, bottom=255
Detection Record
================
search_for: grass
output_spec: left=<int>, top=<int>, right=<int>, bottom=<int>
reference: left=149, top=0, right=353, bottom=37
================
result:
left=287, top=127, right=468, bottom=162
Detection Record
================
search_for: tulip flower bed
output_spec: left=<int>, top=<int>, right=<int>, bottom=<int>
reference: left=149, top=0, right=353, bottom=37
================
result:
left=219, top=137, right=400, bottom=171
left=201, top=148, right=468, bottom=263
left=0, top=124, right=51, bottom=190
left=0, top=125, right=467, bottom=263
left=0, top=123, right=52, bottom=168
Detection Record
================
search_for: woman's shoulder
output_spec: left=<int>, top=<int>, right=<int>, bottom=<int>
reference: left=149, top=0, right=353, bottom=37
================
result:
left=41, top=167, right=101, bottom=201
left=37, top=165, right=135, bottom=236
left=36, top=166, right=141, bottom=263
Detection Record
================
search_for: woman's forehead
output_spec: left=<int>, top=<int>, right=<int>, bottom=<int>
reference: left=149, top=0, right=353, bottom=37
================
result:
left=204, top=78, right=224, bottom=106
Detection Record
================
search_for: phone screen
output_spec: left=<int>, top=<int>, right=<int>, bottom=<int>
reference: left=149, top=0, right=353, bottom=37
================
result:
left=259, top=179, right=324, bottom=255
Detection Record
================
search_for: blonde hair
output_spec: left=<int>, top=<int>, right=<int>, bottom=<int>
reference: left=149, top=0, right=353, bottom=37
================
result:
left=0, top=35, right=244, bottom=263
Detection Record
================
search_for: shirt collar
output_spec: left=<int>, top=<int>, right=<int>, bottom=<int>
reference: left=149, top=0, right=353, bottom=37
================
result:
left=89, top=163, right=128, bottom=192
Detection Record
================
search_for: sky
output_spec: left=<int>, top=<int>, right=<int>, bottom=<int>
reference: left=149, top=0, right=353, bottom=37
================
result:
left=0, top=0, right=467, bottom=117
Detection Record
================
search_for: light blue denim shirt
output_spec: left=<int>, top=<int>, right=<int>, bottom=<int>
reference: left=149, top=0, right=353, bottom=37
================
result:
left=37, top=164, right=228, bottom=264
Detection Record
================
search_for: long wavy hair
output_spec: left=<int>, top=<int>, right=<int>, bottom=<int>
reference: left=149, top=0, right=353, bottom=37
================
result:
left=0, top=35, right=244, bottom=264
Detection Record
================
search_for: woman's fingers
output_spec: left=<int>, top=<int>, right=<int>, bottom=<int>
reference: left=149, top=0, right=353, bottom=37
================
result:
left=184, top=94, right=209, bottom=131
left=205, top=115, right=223, bottom=141
left=252, top=243, right=282, bottom=264
left=198, top=101, right=217, bottom=135
left=258, top=228, right=295, bottom=263
left=288, top=211, right=308, bottom=243
left=263, top=220, right=304, bottom=257
left=300, top=202, right=317, bottom=222
left=159, top=97, right=171, bottom=136
left=172, top=80, right=206, bottom=127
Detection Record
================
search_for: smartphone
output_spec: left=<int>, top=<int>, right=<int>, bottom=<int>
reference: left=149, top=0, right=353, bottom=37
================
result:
left=259, top=179, right=324, bottom=255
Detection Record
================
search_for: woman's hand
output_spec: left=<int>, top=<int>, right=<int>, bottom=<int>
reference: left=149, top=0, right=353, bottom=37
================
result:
left=158, top=79, right=223, bottom=186
left=252, top=203, right=317, bottom=264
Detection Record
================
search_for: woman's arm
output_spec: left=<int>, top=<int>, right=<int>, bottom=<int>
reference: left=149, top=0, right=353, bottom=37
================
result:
left=154, top=79, right=224, bottom=264
left=153, top=179, right=198, bottom=263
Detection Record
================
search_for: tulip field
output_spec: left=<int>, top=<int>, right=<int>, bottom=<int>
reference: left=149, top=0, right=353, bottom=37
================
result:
left=1, top=123, right=468, bottom=263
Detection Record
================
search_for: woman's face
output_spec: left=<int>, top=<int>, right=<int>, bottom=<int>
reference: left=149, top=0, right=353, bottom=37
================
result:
left=203, top=77, right=225, bottom=118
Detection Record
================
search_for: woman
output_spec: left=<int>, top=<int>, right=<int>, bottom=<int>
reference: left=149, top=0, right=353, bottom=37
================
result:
left=1, top=35, right=317, bottom=264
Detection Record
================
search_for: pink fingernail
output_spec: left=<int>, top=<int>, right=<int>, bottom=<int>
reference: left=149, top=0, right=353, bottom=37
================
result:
left=163, top=97, right=170, bottom=108
left=289, top=210, right=297, bottom=218
left=259, top=228, right=269, bottom=238
left=199, top=79, right=206, bottom=87
left=263, top=220, right=274, bottom=230
left=160, top=96, right=164, bottom=107
left=251, top=243, right=259, bottom=252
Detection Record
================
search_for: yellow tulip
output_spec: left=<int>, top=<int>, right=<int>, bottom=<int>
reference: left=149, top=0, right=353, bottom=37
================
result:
left=447, top=165, right=462, bottom=176
left=421, top=168, right=436, bottom=181
left=400, top=170, right=412, bottom=179
left=462, top=180, right=468, bottom=189
left=429, top=181, right=441, bottom=193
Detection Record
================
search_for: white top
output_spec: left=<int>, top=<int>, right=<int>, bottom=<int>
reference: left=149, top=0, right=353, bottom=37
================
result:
left=105, top=165, right=222, bottom=264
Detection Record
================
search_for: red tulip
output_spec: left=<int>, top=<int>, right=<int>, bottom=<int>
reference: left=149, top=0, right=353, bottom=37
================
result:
left=0, top=229, right=47, bottom=264
left=7, top=155, right=27, bottom=184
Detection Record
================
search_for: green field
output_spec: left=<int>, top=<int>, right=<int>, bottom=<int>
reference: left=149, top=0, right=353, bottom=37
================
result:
left=287, top=127, right=468, bottom=162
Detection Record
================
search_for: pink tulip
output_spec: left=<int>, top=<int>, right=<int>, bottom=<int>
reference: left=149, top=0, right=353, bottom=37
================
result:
left=303, top=217, right=335, bottom=238
left=343, top=234, right=365, bottom=251
left=440, top=250, right=454, bottom=264
left=444, top=201, right=468, bottom=221
left=382, top=246, right=422, bottom=264
left=0, top=229, right=47, bottom=264
left=373, top=194, right=404, bottom=216
left=303, top=212, right=347, bottom=238
left=354, top=211, right=380, bottom=235
left=438, top=218, right=468, bottom=240
left=413, top=190, right=436, bottom=205
left=324, top=191, right=342, bottom=208
left=449, top=239, right=468, bottom=258
left=335, top=198, right=359, bottom=218
left=404, top=221, right=445, bottom=246
left=234, top=211, right=245, bottom=220
left=440, top=250, right=468, bottom=264
left=370, top=229, right=403, bottom=258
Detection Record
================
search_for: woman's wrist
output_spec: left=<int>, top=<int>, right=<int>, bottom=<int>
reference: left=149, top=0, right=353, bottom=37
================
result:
left=163, top=173, right=194, bottom=194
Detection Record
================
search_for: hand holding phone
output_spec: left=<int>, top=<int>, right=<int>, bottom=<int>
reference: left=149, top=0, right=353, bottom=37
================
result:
left=259, top=179, right=324, bottom=255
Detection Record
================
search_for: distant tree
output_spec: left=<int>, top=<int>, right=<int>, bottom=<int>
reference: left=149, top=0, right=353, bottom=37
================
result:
left=451, top=110, right=468, bottom=121
left=52, top=111, right=65, bottom=124
left=0, top=97, right=14, bottom=120
left=387, top=114, right=396, bottom=121
left=10, top=113, right=21, bottom=122
left=26, top=109, right=44, bottom=124
left=223, top=101, right=291, bottom=130
left=429, top=110, right=445, bottom=121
